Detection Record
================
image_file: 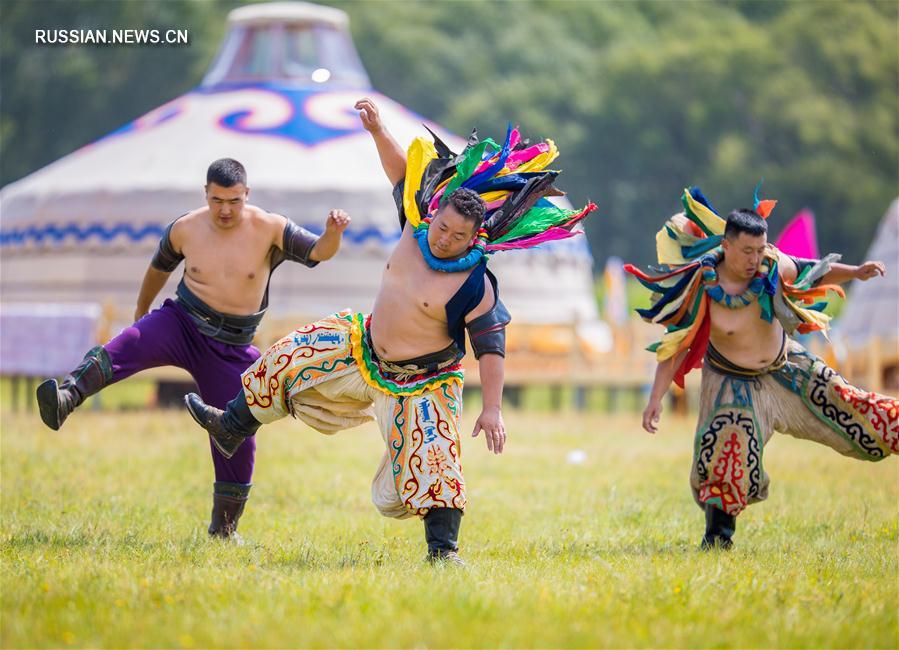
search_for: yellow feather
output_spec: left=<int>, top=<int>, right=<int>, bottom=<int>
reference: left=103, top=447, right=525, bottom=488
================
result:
left=683, top=189, right=725, bottom=236
left=403, top=138, right=437, bottom=228
left=515, top=140, right=559, bottom=173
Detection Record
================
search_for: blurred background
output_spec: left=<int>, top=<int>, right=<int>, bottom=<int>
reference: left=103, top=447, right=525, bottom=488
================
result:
left=1, top=0, right=897, bottom=411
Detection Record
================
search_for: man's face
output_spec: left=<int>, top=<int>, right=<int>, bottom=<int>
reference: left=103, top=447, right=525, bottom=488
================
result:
left=205, top=182, right=248, bottom=229
left=427, top=205, right=479, bottom=259
left=722, top=231, right=767, bottom=280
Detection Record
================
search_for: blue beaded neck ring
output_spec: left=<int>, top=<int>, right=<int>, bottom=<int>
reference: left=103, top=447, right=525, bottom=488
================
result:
left=414, top=217, right=489, bottom=273
left=700, top=252, right=777, bottom=309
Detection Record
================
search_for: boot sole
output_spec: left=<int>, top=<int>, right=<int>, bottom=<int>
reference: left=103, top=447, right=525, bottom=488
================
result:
left=183, top=395, right=238, bottom=460
left=36, top=379, right=62, bottom=430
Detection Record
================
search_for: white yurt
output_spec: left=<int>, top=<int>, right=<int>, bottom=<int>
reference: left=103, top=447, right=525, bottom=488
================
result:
left=832, top=199, right=899, bottom=392
left=0, top=2, right=605, bottom=366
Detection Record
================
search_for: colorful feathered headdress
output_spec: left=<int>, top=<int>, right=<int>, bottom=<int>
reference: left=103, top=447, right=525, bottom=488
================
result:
left=655, top=184, right=777, bottom=267
left=403, top=125, right=596, bottom=255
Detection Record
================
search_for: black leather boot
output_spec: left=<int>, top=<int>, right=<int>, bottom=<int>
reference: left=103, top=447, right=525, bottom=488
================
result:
left=701, top=504, right=737, bottom=550
left=184, top=392, right=261, bottom=459
left=424, top=507, right=464, bottom=565
left=208, top=481, right=252, bottom=539
left=36, top=346, right=114, bottom=430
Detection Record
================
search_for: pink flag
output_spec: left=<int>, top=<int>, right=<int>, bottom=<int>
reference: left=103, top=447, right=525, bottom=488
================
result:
left=775, top=209, right=819, bottom=259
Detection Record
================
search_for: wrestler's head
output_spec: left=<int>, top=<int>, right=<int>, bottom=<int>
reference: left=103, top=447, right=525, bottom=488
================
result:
left=428, top=188, right=486, bottom=259
left=205, top=158, right=249, bottom=229
left=722, top=208, right=768, bottom=279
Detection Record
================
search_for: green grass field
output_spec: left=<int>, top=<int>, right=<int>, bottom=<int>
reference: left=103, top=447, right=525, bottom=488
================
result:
left=2, top=400, right=896, bottom=648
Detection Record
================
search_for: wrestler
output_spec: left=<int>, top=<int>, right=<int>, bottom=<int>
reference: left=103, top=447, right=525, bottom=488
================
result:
left=629, top=187, right=895, bottom=549
left=183, top=99, right=596, bottom=564
left=36, top=158, right=349, bottom=538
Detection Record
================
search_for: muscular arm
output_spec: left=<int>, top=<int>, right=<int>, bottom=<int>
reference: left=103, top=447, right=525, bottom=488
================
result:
left=136, top=218, right=184, bottom=321
left=272, top=211, right=348, bottom=266
left=778, top=250, right=885, bottom=285
left=820, top=261, right=885, bottom=285
left=467, top=279, right=508, bottom=454
left=777, top=253, right=799, bottom=283
left=134, top=267, right=172, bottom=321
left=474, top=353, right=506, bottom=454
left=355, top=97, right=406, bottom=185
left=310, top=210, right=351, bottom=262
left=642, top=349, right=689, bottom=434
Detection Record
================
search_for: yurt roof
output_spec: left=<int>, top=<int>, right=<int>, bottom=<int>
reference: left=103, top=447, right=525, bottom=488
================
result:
left=0, top=1, right=599, bottom=332
left=227, top=1, right=349, bottom=27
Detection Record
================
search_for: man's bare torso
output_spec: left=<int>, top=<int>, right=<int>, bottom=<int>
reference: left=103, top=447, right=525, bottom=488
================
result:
left=708, top=261, right=785, bottom=369
left=370, top=226, right=480, bottom=361
left=175, top=206, right=284, bottom=315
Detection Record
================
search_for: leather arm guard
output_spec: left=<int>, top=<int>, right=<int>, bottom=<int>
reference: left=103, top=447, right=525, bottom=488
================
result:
left=466, top=297, right=511, bottom=359
left=150, top=221, right=184, bottom=272
left=788, top=254, right=838, bottom=287
left=280, top=220, right=320, bottom=267
left=788, top=255, right=818, bottom=278
left=393, top=181, right=407, bottom=229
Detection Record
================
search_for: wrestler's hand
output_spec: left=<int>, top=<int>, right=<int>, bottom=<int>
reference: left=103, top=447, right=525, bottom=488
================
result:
left=325, top=209, right=351, bottom=234
left=642, top=399, right=663, bottom=434
left=854, top=260, right=885, bottom=280
left=355, top=97, right=383, bottom=133
left=472, top=405, right=506, bottom=454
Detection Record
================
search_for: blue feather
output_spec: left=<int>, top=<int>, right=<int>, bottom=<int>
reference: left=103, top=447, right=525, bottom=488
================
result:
left=463, top=123, right=513, bottom=190
left=688, top=186, right=718, bottom=216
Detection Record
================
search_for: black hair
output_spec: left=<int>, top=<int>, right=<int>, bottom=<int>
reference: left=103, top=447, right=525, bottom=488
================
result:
left=207, top=158, right=247, bottom=187
left=724, top=208, right=767, bottom=239
left=444, top=188, right=486, bottom=229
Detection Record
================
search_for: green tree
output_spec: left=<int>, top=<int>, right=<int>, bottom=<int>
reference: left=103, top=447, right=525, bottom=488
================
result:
left=0, top=0, right=228, bottom=186
left=2, top=0, right=895, bottom=267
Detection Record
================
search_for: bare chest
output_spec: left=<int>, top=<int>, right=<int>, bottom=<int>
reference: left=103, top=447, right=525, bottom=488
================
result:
left=709, top=299, right=782, bottom=342
left=181, top=230, right=272, bottom=286
left=381, top=234, right=470, bottom=321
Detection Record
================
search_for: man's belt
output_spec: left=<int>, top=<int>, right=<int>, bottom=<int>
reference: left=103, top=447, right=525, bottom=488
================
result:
left=364, top=329, right=462, bottom=377
left=705, top=335, right=788, bottom=378
left=175, top=279, right=264, bottom=346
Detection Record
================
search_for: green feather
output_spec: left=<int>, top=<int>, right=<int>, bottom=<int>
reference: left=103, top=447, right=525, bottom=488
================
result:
left=440, top=139, right=496, bottom=204
left=490, top=205, right=579, bottom=243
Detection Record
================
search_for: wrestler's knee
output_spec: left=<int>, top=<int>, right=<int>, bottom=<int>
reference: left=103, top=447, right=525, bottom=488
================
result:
left=108, top=324, right=141, bottom=351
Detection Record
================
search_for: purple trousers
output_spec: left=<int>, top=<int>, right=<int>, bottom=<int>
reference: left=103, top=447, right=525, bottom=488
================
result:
left=102, top=299, right=260, bottom=483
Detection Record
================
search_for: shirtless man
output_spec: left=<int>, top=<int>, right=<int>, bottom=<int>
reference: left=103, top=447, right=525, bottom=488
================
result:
left=631, top=191, right=896, bottom=550
left=36, top=158, right=349, bottom=538
left=183, top=101, right=512, bottom=564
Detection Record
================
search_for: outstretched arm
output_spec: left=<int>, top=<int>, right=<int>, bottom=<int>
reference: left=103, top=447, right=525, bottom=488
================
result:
left=310, top=209, right=351, bottom=262
left=642, top=349, right=688, bottom=434
left=778, top=251, right=885, bottom=285
left=820, top=260, right=885, bottom=285
left=355, top=97, right=406, bottom=185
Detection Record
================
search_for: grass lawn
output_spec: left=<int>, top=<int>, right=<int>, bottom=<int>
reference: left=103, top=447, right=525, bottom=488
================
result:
left=1, top=402, right=896, bottom=648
